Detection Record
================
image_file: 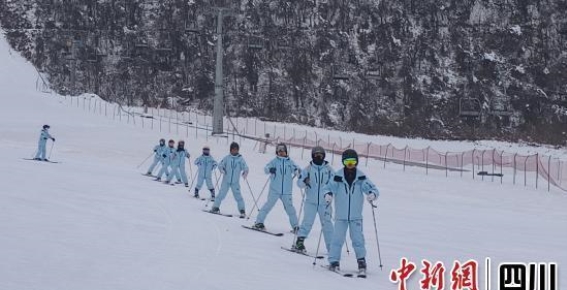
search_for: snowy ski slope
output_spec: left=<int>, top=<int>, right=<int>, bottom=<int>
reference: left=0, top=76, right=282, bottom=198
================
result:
left=1, top=31, right=566, bottom=290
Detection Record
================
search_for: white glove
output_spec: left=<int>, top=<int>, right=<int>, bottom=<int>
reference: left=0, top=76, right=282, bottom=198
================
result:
left=366, top=193, right=377, bottom=202
left=324, top=193, right=333, bottom=204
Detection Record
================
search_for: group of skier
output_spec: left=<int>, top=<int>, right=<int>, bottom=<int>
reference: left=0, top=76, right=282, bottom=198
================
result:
left=146, top=139, right=191, bottom=187
left=247, top=143, right=379, bottom=274
left=145, top=139, right=248, bottom=208
left=143, top=137, right=380, bottom=274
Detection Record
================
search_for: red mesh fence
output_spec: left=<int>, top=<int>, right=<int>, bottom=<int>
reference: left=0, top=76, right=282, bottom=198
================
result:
left=254, top=134, right=567, bottom=192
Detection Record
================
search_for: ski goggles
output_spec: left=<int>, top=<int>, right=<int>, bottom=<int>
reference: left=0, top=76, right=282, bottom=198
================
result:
left=276, top=146, right=287, bottom=152
left=203, top=148, right=210, bottom=152
left=313, top=152, right=324, bottom=158
left=342, top=158, right=358, bottom=167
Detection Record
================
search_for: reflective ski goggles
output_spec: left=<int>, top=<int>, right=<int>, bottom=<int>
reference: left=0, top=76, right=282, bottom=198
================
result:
left=343, top=158, right=358, bottom=167
left=276, top=146, right=286, bottom=152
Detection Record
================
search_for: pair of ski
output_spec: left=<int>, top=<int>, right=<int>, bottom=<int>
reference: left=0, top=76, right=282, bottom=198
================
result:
left=201, top=209, right=245, bottom=219
left=321, top=265, right=367, bottom=278
left=22, top=158, right=59, bottom=163
left=280, top=247, right=324, bottom=260
left=192, top=194, right=214, bottom=202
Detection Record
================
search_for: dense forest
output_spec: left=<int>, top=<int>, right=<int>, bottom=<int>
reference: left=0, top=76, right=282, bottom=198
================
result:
left=1, top=0, right=567, bottom=144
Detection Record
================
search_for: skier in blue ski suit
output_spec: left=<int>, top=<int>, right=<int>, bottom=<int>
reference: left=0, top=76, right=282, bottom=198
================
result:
left=323, top=149, right=379, bottom=273
left=210, top=142, right=249, bottom=217
left=254, top=143, right=301, bottom=231
left=294, top=146, right=335, bottom=253
left=34, top=125, right=55, bottom=161
left=146, top=138, right=166, bottom=176
left=193, top=146, right=218, bottom=199
left=155, top=140, right=175, bottom=181
left=165, top=140, right=190, bottom=187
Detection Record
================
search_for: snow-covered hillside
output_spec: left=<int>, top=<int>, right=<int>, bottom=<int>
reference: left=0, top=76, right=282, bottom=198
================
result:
left=1, top=30, right=566, bottom=290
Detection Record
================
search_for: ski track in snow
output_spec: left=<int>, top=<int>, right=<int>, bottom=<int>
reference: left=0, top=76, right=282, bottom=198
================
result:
left=1, top=29, right=566, bottom=290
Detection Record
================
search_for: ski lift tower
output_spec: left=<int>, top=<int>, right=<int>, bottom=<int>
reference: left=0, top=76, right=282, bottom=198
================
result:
left=208, top=6, right=237, bottom=136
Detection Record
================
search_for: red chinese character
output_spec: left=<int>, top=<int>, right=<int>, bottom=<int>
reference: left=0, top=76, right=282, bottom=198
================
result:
left=451, top=260, right=479, bottom=290
left=420, top=260, right=445, bottom=290
left=390, top=257, right=417, bottom=290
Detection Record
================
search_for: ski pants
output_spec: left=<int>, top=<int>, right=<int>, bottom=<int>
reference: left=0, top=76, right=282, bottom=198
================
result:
left=147, top=155, right=160, bottom=174
left=178, top=162, right=188, bottom=184
left=35, top=140, right=47, bottom=159
left=213, top=182, right=245, bottom=211
left=328, top=219, right=366, bottom=264
left=256, top=193, right=298, bottom=228
left=167, top=163, right=182, bottom=183
left=195, top=174, right=214, bottom=190
left=298, top=202, right=334, bottom=252
left=156, top=159, right=170, bottom=179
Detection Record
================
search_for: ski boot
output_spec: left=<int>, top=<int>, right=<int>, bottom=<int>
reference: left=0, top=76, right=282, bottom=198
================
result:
left=155, top=177, right=162, bottom=182
left=145, top=172, right=152, bottom=176
left=239, top=210, right=246, bottom=219
left=357, top=258, right=367, bottom=278
left=209, top=207, right=220, bottom=214
left=293, top=237, right=306, bottom=252
left=209, top=189, right=215, bottom=201
left=253, top=223, right=265, bottom=230
left=328, top=261, right=340, bottom=272
left=193, top=188, right=200, bottom=198
left=184, top=183, right=189, bottom=188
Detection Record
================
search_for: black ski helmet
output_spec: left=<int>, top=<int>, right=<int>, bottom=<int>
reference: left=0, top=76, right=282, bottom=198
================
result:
left=230, top=142, right=239, bottom=151
left=178, top=140, right=185, bottom=147
left=275, top=143, right=287, bottom=154
left=159, top=138, right=165, bottom=145
left=43, top=124, right=50, bottom=129
left=311, top=146, right=326, bottom=159
left=342, top=149, right=358, bottom=163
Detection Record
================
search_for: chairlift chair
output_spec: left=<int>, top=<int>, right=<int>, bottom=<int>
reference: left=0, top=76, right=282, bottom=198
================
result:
left=489, top=97, right=513, bottom=116
left=248, top=36, right=264, bottom=50
left=459, top=97, right=482, bottom=117
left=332, top=64, right=349, bottom=81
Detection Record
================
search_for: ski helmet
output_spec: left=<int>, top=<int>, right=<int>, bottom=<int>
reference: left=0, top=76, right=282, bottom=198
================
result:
left=275, top=143, right=287, bottom=154
left=341, top=149, right=358, bottom=163
left=159, top=138, right=165, bottom=145
left=43, top=124, right=50, bottom=129
left=230, top=142, right=239, bottom=151
left=178, top=140, right=185, bottom=147
left=311, top=146, right=326, bottom=159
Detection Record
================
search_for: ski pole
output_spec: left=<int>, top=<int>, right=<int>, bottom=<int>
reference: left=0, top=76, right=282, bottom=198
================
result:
left=214, top=170, right=222, bottom=192
left=206, top=170, right=223, bottom=208
left=188, top=157, right=194, bottom=179
left=136, top=152, right=154, bottom=169
left=244, top=178, right=260, bottom=217
left=370, top=201, right=383, bottom=270
left=291, top=188, right=306, bottom=248
left=246, top=176, right=270, bottom=220
left=312, top=222, right=325, bottom=268
left=188, top=171, right=198, bottom=192
left=48, top=142, right=55, bottom=160
left=313, top=203, right=331, bottom=267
